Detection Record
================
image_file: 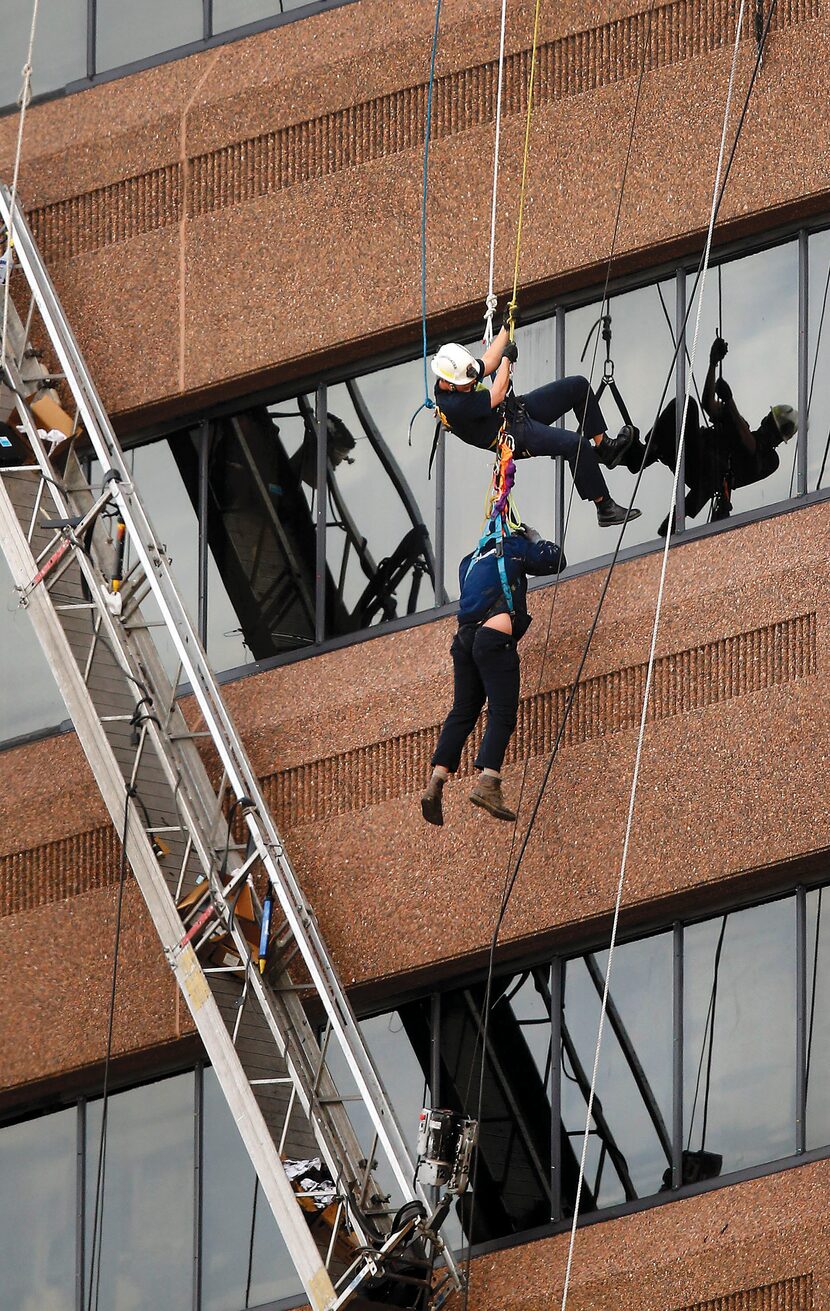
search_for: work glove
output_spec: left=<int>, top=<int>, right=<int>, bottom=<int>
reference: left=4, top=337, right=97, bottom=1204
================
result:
left=522, top=523, right=542, bottom=544
left=502, top=341, right=519, bottom=365
left=502, top=303, right=520, bottom=333
left=465, top=359, right=485, bottom=382
left=710, top=335, right=728, bottom=366
left=714, top=376, right=733, bottom=402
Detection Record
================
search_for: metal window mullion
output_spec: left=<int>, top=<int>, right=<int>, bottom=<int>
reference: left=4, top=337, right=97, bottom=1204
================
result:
left=204, top=0, right=213, bottom=41
left=435, top=433, right=447, bottom=606
left=194, top=1065, right=204, bottom=1311
left=796, top=885, right=807, bottom=1154
left=76, top=1097, right=86, bottom=1311
left=675, top=269, right=687, bottom=534
left=798, top=230, right=809, bottom=497
left=315, top=384, right=327, bottom=645
left=672, top=921, right=683, bottom=1189
left=555, top=307, right=565, bottom=543
left=550, top=956, right=562, bottom=1222
left=87, top=0, right=96, bottom=80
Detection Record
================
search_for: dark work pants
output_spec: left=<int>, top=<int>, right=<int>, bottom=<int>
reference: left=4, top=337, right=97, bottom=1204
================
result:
left=645, top=399, right=724, bottom=518
left=432, top=625, right=520, bottom=773
left=516, top=377, right=609, bottom=502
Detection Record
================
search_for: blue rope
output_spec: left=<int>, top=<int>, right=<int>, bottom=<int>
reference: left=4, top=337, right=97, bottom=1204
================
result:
left=419, top=0, right=443, bottom=411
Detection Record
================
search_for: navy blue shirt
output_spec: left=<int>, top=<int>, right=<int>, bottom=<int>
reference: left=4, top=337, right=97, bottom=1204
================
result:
left=458, top=532, right=565, bottom=640
left=434, top=381, right=503, bottom=450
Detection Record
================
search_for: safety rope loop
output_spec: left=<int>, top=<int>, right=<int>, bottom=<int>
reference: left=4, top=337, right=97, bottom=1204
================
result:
left=1, top=0, right=40, bottom=378
left=510, top=0, right=543, bottom=323
left=419, top=0, right=443, bottom=407
left=483, top=0, right=509, bottom=349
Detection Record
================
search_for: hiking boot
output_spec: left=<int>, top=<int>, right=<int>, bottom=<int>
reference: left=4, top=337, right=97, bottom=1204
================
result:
left=596, top=424, right=636, bottom=469
left=421, top=775, right=445, bottom=826
left=470, top=775, right=517, bottom=822
left=657, top=508, right=677, bottom=538
left=596, top=497, right=641, bottom=528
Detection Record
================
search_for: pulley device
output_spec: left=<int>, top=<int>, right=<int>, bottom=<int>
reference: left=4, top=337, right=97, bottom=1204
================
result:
left=580, top=310, right=636, bottom=431
left=415, top=1109, right=477, bottom=1197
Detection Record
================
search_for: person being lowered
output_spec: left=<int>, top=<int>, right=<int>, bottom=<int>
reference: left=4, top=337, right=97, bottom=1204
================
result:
left=621, top=335, right=798, bottom=534
left=432, top=318, right=641, bottom=529
left=421, top=518, right=564, bottom=827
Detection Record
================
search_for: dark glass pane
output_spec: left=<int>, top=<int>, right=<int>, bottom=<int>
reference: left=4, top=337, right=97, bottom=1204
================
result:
left=202, top=1068, right=302, bottom=1311
left=0, top=1106, right=75, bottom=1309
left=96, top=0, right=202, bottom=71
left=324, top=371, right=436, bottom=636
left=437, top=970, right=552, bottom=1243
left=684, top=900, right=796, bottom=1176
left=444, top=320, right=560, bottom=601
left=85, top=1074, right=194, bottom=1309
left=561, top=932, right=673, bottom=1213
left=808, top=229, right=830, bottom=492
left=806, top=886, right=830, bottom=1149
left=166, top=407, right=317, bottom=664
left=685, top=242, right=798, bottom=527
left=0, top=0, right=86, bottom=106
left=0, top=549, right=67, bottom=741
left=213, top=0, right=315, bottom=31
left=564, top=280, right=676, bottom=563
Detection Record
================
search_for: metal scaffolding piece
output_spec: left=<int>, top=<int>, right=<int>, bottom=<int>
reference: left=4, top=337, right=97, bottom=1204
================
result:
left=0, top=183, right=461, bottom=1311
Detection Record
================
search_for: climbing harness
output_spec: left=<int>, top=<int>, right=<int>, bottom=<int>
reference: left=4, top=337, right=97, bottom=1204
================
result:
left=464, top=511, right=514, bottom=615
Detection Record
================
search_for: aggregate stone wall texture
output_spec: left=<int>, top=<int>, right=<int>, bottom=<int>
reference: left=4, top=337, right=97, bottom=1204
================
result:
left=0, top=0, right=826, bottom=419
left=1, top=497, right=829, bottom=1097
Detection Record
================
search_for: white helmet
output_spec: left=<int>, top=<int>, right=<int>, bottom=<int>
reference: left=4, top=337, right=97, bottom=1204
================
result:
left=770, top=404, right=798, bottom=441
left=431, top=343, right=478, bottom=386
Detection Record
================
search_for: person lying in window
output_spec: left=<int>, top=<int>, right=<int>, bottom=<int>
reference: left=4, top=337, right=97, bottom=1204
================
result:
left=621, top=336, right=798, bottom=535
left=431, top=320, right=640, bottom=529
left=421, top=519, right=564, bottom=827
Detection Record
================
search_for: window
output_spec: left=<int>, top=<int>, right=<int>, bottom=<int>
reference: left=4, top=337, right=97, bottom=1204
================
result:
left=96, top=0, right=203, bottom=72
left=808, top=229, right=830, bottom=494
left=0, top=549, right=68, bottom=742
left=0, top=0, right=355, bottom=109
left=0, top=1106, right=75, bottom=1310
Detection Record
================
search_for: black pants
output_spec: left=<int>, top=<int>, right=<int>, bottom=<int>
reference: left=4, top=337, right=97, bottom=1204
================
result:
left=642, top=399, right=728, bottom=517
left=432, top=624, right=520, bottom=774
left=516, top=376, right=609, bottom=502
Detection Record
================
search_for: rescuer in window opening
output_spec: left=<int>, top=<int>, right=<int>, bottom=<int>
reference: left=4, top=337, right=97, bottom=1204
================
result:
left=432, top=320, right=641, bottom=530
left=621, top=335, right=798, bottom=535
left=421, top=520, right=564, bottom=826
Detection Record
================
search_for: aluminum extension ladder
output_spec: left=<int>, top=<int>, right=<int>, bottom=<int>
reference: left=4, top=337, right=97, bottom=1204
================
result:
left=0, top=184, right=460, bottom=1311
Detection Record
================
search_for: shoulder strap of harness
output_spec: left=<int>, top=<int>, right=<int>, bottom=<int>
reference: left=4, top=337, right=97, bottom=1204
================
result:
left=463, top=513, right=514, bottom=615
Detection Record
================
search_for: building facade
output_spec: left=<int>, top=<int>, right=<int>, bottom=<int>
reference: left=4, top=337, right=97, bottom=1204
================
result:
left=1, top=1, right=829, bottom=1308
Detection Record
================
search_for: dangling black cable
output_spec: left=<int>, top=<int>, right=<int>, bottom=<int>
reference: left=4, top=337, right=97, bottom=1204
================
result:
left=805, top=887, right=823, bottom=1101
left=86, top=782, right=135, bottom=1311
left=244, top=1176, right=260, bottom=1308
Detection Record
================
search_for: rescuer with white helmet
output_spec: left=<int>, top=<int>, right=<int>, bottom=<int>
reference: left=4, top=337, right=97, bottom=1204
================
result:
left=431, top=314, right=641, bottom=529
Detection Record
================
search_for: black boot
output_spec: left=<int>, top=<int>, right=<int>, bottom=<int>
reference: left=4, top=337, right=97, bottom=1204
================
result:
left=596, top=424, right=636, bottom=469
left=596, top=497, right=641, bottom=527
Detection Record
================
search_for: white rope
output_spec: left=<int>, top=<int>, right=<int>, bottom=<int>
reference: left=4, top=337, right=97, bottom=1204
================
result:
left=558, top=5, right=747, bottom=1308
left=483, top=0, right=508, bottom=345
left=1, top=0, right=40, bottom=375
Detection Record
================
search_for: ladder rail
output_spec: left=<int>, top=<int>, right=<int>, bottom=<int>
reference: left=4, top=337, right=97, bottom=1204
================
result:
left=0, top=183, right=431, bottom=1218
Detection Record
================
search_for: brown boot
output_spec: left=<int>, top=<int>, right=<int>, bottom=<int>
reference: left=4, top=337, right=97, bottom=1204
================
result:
left=470, top=774, right=516, bottom=822
left=421, top=774, right=445, bottom=826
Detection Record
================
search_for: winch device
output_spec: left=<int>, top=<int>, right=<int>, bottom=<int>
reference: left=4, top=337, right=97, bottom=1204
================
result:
left=415, top=1109, right=478, bottom=1197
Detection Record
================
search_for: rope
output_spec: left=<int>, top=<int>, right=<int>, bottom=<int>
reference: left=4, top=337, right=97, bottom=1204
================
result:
left=87, top=782, right=134, bottom=1311
left=506, top=0, right=543, bottom=337
left=483, top=0, right=509, bottom=346
left=412, top=0, right=443, bottom=432
left=559, top=8, right=746, bottom=1305
left=1, top=0, right=40, bottom=376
